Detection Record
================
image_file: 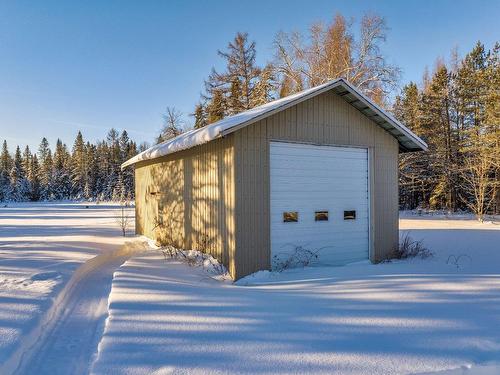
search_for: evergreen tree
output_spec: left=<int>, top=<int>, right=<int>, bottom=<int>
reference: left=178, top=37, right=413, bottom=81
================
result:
left=0, top=130, right=138, bottom=202
left=107, top=129, right=123, bottom=200
left=420, top=64, right=459, bottom=210
left=8, top=163, right=19, bottom=201
left=95, top=141, right=110, bottom=200
left=29, top=155, right=41, bottom=201
left=228, top=78, right=244, bottom=115
left=20, top=146, right=33, bottom=201
left=84, top=142, right=97, bottom=199
left=119, top=131, right=136, bottom=199
left=250, top=64, right=277, bottom=106
left=203, top=32, right=263, bottom=118
left=485, top=43, right=500, bottom=212
left=394, top=82, right=433, bottom=209
left=0, top=140, right=12, bottom=173
left=193, top=103, right=207, bottom=129
left=206, top=89, right=226, bottom=124
left=22, top=146, right=32, bottom=177
left=209, top=32, right=260, bottom=109
left=112, top=172, right=126, bottom=202
left=71, top=131, right=86, bottom=198
left=455, top=42, right=499, bottom=218
left=0, top=140, right=12, bottom=201
left=13, top=146, right=23, bottom=178
left=38, top=138, right=53, bottom=200
left=8, top=146, right=30, bottom=201
left=485, top=43, right=500, bottom=127
left=395, top=41, right=500, bottom=216
left=119, top=130, right=130, bottom=163
left=38, top=137, right=50, bottom=164
left=53, top=139, right=71, bottom=199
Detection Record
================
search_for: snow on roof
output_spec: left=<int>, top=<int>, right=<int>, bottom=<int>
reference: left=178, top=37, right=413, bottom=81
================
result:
left=122, top=78, right=427, bottom=168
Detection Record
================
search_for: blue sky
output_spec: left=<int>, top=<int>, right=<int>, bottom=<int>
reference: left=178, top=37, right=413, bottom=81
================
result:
left=1, top=0, right=499, bottom=151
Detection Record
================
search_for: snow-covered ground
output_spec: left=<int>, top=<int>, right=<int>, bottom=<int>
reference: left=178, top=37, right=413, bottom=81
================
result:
left=92, top=216, right=500, bottom=375
left=0, top=202, right=134, bottom=373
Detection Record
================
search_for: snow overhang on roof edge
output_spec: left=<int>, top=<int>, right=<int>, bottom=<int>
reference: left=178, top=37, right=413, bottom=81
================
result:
left=122, top=78, right=427, bottom=169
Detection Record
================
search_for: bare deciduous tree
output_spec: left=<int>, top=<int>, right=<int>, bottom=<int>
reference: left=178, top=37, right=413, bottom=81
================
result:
left=157, top=107, right=184, bottom=144
left=273, top=13, right=400, bottom=105
left=459, top=135, right=500, bottom=221
left=116, top=202, right=132, bottom=236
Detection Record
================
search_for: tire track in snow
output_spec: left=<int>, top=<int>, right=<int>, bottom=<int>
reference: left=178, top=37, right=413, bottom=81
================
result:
left=9, top=240, right=149, bottom=375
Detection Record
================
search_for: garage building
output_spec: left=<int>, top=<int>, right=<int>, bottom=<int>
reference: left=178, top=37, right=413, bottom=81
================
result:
left=122, top=78, right=427, bottom=280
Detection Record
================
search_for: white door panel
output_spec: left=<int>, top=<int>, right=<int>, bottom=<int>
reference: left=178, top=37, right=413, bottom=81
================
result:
left=270, top=142, right=369, bottom=267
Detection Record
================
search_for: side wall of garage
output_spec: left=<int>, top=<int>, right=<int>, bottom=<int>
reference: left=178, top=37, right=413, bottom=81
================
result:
left=134, top=135, right=237, bottom=276
left=233, top=90, right=399, bottom=279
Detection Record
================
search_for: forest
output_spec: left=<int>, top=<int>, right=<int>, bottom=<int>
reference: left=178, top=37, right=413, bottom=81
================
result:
left=1, top=13, right=498, bottom=217
left=395, top=44, right=499, bottom=217
left=0, top=130, right=138, bottom=202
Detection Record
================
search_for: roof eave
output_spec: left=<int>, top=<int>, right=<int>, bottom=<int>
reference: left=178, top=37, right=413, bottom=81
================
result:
left=333, top=79, right=428, bottom=152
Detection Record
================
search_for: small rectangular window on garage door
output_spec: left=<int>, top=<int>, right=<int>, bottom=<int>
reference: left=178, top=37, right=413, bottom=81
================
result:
left=283, top=211, right=298, bottom=222
left=344, top=210, right=356, bottom=220
left=315, top=211, right=329, bottom=221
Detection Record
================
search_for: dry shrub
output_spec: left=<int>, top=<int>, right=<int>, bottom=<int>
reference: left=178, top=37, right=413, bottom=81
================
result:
left=116, top=203, right=132, bottom=237
left=155, top=233, right=229, bottom=279
left=273, top=245, right=325, bottom=272
left=395, top=233, right=433, bottom=259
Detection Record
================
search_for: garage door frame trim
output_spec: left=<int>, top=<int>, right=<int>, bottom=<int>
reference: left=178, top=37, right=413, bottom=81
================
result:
left=268, top=139, right=374, bottom=265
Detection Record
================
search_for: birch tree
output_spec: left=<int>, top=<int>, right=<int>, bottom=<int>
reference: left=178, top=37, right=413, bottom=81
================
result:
left=273, top=13, right=400, bottom=105
left=157, top=107, right=183, bottom=144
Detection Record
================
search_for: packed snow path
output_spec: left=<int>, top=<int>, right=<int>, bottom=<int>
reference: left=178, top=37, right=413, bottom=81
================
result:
left=13, top=243, right=145, bottom=375
left=0, top=203, right=136, bottom=375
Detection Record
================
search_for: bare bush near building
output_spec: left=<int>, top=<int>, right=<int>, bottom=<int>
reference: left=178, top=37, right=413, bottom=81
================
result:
left=273, top=245, right=324, bottom=272
left=117, top=202, right=132, bottom=237
left=152, top=199, right=184, bottom=248
left=152, top=228, right=229, bottom=279
left=395, top=233, right=432, bottom=259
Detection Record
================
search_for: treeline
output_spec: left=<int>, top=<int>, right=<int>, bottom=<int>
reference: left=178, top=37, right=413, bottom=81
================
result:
left=158, top=13, right=398, bottom=140
left=395, top=42, right=500, bottom=217
left=0, top=129, right=139, bottom=202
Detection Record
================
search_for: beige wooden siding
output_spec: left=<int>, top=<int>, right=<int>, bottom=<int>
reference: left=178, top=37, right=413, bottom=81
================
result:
left=134, top=135, right=237, bottom=276
left=234, top=90, right=398, bottom=278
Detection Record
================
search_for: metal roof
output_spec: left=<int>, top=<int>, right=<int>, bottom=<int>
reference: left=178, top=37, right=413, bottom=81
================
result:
left=122, top=78, right=427, bottom=168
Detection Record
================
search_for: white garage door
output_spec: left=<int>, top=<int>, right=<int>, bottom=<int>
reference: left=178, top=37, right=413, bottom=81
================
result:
left=270, top=141, right=369, bottom=268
